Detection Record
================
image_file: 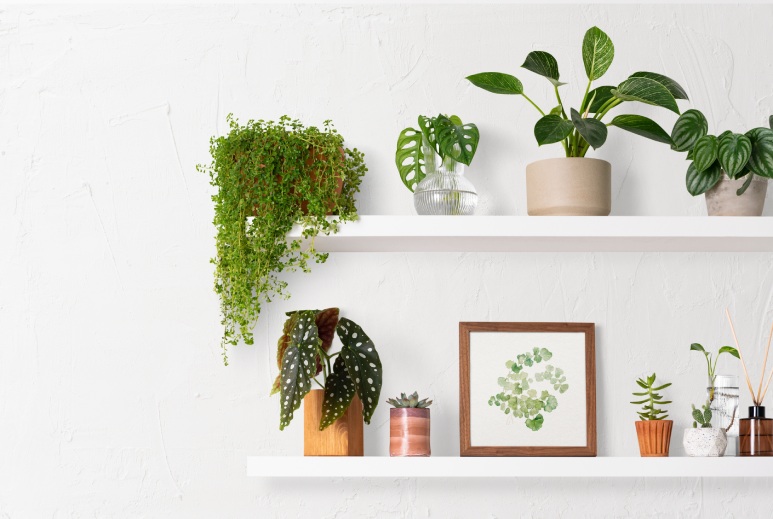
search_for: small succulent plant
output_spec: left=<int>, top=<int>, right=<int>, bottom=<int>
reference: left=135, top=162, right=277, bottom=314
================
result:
left=386, top=392, right=433, bottom=408
left=691, top=401, right=713, bottom=428
left=631, top=373, right=672, bottom=420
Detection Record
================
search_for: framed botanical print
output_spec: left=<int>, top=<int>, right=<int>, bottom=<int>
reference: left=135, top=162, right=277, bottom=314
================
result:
left=459, top=322, right=596, bottom=456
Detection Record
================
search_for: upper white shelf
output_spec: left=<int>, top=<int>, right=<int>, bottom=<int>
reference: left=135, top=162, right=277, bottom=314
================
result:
left=247, top=456, right=773, bottom=478
left=288, top=216, right=773, bottom=253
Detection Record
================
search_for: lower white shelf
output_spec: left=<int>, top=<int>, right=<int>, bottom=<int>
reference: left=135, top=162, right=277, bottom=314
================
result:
left=247, top=456, right=773, bottom=478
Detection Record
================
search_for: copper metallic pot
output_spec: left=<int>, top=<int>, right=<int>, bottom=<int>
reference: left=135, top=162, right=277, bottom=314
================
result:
left=390, top=408, right=431, bottom=457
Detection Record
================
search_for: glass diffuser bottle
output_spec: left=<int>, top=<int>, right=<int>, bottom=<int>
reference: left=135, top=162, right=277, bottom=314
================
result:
left=740, top=405, right=773, bottom=456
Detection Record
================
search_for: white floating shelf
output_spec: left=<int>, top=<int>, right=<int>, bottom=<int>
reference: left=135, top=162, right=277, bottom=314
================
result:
left=288, top=216, right=773, bottom=252
left=248, top=456, right=773, bottom=478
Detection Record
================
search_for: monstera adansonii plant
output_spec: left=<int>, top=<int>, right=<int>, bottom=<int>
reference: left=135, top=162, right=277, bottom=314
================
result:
left=271, top=308, right=382, bottom=431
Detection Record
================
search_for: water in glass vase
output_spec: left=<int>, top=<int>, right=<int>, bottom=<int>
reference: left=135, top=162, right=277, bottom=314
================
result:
left=413, top=142, right=477, bottom=215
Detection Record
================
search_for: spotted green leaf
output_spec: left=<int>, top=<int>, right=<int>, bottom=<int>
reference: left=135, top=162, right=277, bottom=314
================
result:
left=466, top=72, right=524, bottom=95
left=571, top=108, right=607, bottom=149
left=395, top=127, right=425, bottom=192
left=522, top=51, right=565, bottom=87
left=671, top=109, right=708, bottom=152
left=320, top=356, right=356, bottom=430
left=613, top=77, right=680, bottom=114
left=278, top=311, right=320, bottom=430
left=692, top=135, right=718, bottom=173
left=534, top=114, right=573, bottom=146
left=686, top=160, right=722, bottom=196
left=582, top=26, right=614, bottom=80
left=629, top=71, right=688, bottom=100
left=608, top=114, right=672, bottom=144
left=747, top=127, right=773, bottom=178
left=337, top=317, right=382, bottom=424
left=718, top=133, right=752, bottom=178
left=434, top=114, right=480, bottom=165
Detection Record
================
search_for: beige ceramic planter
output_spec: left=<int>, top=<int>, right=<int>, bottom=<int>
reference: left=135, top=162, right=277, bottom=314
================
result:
left=526, top=158, right=612, bottom=216
left=705, top=173, right=768, bottom=216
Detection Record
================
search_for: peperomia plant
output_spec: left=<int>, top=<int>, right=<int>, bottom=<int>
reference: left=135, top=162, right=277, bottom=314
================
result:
left=631, top=373, right=672, bottom=421
left=271, top=308, right=382, bottom=431
left=467, top=27, right=687, bottom=157
left=396, top=114, right=480, bottom=192
left=666, top=111, right=773, bottom=196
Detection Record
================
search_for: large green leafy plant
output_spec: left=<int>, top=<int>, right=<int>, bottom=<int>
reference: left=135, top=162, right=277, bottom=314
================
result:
left=200, top=116, right=366, bottom=364
left=665, top=112, right=773, bottom=196
left=395, top=114, right=480, bottom=192
left=467, top=27, right=687, bottom=157
left=271, top=308, right=382, bottom=431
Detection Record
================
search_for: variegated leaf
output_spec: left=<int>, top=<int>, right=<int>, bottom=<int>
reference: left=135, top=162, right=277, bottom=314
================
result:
left=337, top=317, right=382, bottom=424
left=582, top=27, right=614, bottom=80
left=522, top=51, right=565, bottom=87
left=671, top=109, right=708, bottom=152
left=717, top=133, right=752, bottom=178
left=747, top=127, right=773, bottom=178
left=613, top=77, right=680, bottom=114
left=320, top=356, right=356, bottom=430
left=686, top=160, right=722, bottom=196
left=278, top=311, right=320, bottom=430
left=692, top=135, right=718, bottom=173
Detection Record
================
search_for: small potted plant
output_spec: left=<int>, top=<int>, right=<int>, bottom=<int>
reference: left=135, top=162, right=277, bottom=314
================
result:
left=199, top=115, right=367, bottom=364
left=683, top=401, right=732, bottom=457
left=664, top=112, right=773, bottom=215
left=395, top=114, right=480, bottom=215
left=270, top=308, right=382, bottom=456
left=631, top=373, right=673, bottom=457
left=690, top=343, right=739, bottom=402
left=467, top=26, right=687, bottom=216
left=386, top=392, right=432, bottom=457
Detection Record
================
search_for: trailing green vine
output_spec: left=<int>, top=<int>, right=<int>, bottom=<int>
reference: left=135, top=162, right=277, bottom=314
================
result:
left=199, top=115, right=366, bottom=364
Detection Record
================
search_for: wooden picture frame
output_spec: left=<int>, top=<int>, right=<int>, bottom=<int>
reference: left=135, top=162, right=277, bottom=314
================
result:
left=459, top=322, right=596, bottom=456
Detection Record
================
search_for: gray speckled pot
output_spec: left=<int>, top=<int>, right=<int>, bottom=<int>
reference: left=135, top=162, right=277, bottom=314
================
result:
left=705, top=174, right=768, bottom=216
left=683, top=428, right=728, bottom=457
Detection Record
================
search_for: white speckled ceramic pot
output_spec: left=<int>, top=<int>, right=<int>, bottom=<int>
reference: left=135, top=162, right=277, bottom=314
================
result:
left=683, top=428, right=728, bottom=457
left=705, top=173, right=768, bottom=216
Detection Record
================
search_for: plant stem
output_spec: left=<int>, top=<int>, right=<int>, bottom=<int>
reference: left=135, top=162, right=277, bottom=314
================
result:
left=579, top=78, right=593, bottom=113
left=313, top=376, right=325, bottom=389
left=594, top=98, right=622, bottom=122
left=520, top=93, right=545, bottom=116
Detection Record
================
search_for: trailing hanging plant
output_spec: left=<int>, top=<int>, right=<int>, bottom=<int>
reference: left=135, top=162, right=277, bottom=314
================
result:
left=467, top=26, right=688, bottom=157
left=665, top=111, right=773, bottom=196
left=270, top=308, right=382, bottom=431
left=199, top=115, right=366, bottom=365
left=395, top=114, right=480, bottom=192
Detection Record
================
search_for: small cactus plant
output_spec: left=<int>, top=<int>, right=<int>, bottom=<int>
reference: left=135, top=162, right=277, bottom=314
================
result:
left=691, top=401, right=713, bottom=428
left=630, top=373, right=672, bottom=420
left=386, top=392, right=433, bottom=408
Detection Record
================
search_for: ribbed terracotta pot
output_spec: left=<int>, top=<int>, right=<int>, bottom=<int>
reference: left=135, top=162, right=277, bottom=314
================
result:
left=525, top=157, right=612, bottom=216
left=705, top=173, right=768, bottom=216
left=304, top=389, right=363, bottom=456
left=635, top=420, right=673, bottom=457
left=390, top=408, right=431, bottom=457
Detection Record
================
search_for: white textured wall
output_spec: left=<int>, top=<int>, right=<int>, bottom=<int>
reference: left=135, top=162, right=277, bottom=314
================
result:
left=3, top=3, right=773, bottom=518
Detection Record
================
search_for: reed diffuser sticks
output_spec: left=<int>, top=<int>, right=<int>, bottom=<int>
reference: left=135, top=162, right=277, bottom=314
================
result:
left=725, top=308, right=773, bottom=406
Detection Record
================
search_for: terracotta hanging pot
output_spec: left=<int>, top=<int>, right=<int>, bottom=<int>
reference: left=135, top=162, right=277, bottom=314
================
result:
left=389, top=408, right=431, bottom=457
left=525, top=157, right=612, bottom=216
left=635, top=420, right=673, bottom=457
left=303, top=389, right=363, bottom=456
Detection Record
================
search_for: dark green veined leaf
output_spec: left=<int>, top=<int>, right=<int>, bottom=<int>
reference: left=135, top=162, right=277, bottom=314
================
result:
left=534, top=114, right=573, bottom=146
left=690, top=343, right=707, bottom=353
left=719, top=130, right=732, bottom=140
left=522, top=51, right=565, bottom=87
left=692, top=135, right=718, bottom=173
left=395, top=127, right=425, bottom=192
left=608, top=114, right=672, bottom=144
left=582, top=26, right=614, bottom=80
left=671, top=109, right=708, bottom=152
left=320, top=356, right=356, bottom=430
left=738, top=171, right=755, bottom=195
left=586, top=85, right=615, bottom=113
left=770, top=115, right=773, bottom=130
left=718, top=133, right=752, bottom=178
left=612, top=77, right=680, bottom=114
left=337, top=318, right=382, bottom=424
left=434, top=114, right=480, bottom=165
left=418, top=115, right=440, bottom=156
left=629, top=71, right=688, bottom=100
left=278, top=311, right=321, bottom=430
left=686, top=148, right=695, bottom=160
left=570, top=108, right=607, bottom=149
left=746, top=127, right=773, bottom=178
left=466, top=72, right=524, bottom=95
left=686, top=160, right=722, bottom=196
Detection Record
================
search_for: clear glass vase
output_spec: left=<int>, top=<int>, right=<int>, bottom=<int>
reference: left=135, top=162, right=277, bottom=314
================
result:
left=413, top=139, right=477, bottom=216
left=707, top=375, right=740, bottom=432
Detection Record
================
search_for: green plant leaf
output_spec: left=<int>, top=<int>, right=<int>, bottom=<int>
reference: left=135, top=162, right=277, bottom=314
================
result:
left=337, top=317, right=382, bottom=424
left=704, top=408, right=712, bottom=423
left=718, top=133, right=752, bottom=178
left=525, top=413, right=545, bottom=431
left=586, top=85, right=615, bottom=113
left=746, top=127, right=773, bottom=178
left=692, top=408, right=704, bottom=423
left=686, top=161, right=722, bottom=196
left=418, top=115, right=440, bottom=156
left=278, top=311, right=321, bottom=430
left=522, top=51, right=565, bottom=87
left=692, top=135, right=718, bottom=173
left=612, top=77, right=680, bottom=114
left=395, top=127, right=425, bottom=192
left=608, top=114, right=672, bottom=144
left=671, top=109, right=709, bottom=152
left=718, top=345, right=740, bottom=359
left=629, top=71, right=688, bottom=100
left=466, top=72, right=524, bottom=95
left=534, top=114, right=574, bottom=145
left=690, top=343, right=707, bottom=353
left=770, top=116, right=773, bottom=130
left=571, top=108, right=607, bottom=149
left=434, top=114, right=480, bottom=166
left=582, top=26, right=614, bottom=80
left=738, top=170, right=755, bottom=195
left=320, top=356, right=356, bottom=430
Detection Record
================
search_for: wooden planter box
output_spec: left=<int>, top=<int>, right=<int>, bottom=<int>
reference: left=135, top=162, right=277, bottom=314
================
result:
left=303, top=389, right=363, bottom=456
